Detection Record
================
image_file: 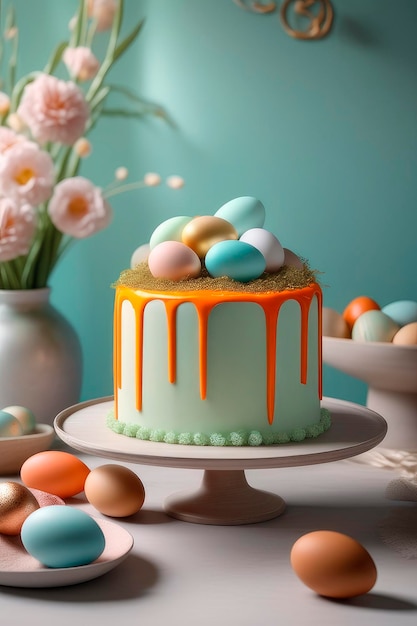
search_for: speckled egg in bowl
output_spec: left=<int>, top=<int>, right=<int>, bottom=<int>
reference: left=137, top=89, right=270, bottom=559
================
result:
left=0, top=425, right=55, bottom=475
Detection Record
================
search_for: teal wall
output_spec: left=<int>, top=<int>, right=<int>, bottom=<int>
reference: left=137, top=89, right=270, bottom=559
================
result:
left=11, top=1, right=417, bottom=406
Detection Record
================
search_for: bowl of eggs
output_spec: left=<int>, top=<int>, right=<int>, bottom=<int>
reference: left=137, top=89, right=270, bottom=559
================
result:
left=323, top=296, right=417, bottom=452
left=0, top=405, right=55, bottom=475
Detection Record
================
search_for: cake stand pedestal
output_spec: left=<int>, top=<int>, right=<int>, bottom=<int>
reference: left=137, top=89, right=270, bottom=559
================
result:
left=54, top=396, right=386, bottom=526
left=323, top=337, right=417, bottom=453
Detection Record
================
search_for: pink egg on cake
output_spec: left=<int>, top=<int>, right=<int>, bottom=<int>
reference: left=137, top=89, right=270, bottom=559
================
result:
left=148, top=240, right=201, bottom=281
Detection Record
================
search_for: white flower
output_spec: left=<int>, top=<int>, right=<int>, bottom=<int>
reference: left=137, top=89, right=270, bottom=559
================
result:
left=166, top=175, right=185, bottom=189
left=144, top=172, right=161, bottom=187
left=48, top=176, right=112, bottom=238
left=0, top=198, right=36, bottom=261
left=0, top=141, right=55, bottom=206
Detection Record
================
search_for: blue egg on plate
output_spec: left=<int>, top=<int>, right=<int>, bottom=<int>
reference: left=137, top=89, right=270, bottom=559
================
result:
left=381, top=300, right=417, bottom=328
left=21, top=506, right=105, bottom=568
left=214, top=197, right=265, bottom=237
left=205, top=239, right=266, bottom=283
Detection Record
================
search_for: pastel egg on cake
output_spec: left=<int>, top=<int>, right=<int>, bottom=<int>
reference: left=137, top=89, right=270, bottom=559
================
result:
left=148, top=240, right=201, bottom=281
left=239, top=228, right=285, bottom=272
left=214, top=196, right=265, bottom=236
left=205, top=239, right=266, bottom=283
left=181, top=215, right=238, bottom=258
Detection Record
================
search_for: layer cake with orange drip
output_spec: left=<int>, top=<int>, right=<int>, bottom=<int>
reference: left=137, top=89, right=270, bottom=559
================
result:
left=107, top=197, right=331, bottom=446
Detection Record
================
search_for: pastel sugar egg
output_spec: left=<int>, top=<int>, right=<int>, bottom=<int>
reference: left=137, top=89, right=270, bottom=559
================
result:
left=0, top=481, right=40, bottom=535
left=0, top=410, right=23, bottom=437
left=290, top=531, right=377, bottom=598
left=130, top=243, right=150, bottom=267
left=21, top=506, right=105, bottom=568
left=149, top=215, right=193, bottom=249
left=148, top=240, right=201, bottom=281
left=343, top=296, right=380, bottom=332
left=393, top=322, right=417, bottom=345
left=240, top=228, right=285, bottom=272
left=2, top=405, right=36, bottom=435
left=322, top=307, right=350, bottom=338
left=381, top=300, right=417, bottom=328
left=205, top=239, right=266, bottom=283
left=214, top=196, right=265, bottom=236
left=283, top=248, right=304, bottom=270
left=181, top=215, right=238, bottom=258
left=84, top=464, right=145, bottom=518
left=20, top=450, right=90, bottom=498
left=352, top=310, right=400, bottom=343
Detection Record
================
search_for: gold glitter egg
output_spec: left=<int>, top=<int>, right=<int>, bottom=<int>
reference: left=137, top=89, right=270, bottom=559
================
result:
left=182, top=215, right=238, bottom=258
left=0, top=481, right=40, bottom=535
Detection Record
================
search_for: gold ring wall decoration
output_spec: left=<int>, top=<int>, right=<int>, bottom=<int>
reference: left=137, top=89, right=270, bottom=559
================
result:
left=233, top=0, right=334, bottom=40
left=280, top=0, right=334, bottom=40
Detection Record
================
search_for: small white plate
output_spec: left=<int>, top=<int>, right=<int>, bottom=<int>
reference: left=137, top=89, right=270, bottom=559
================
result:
left=0, top=490, right=134, bottom=588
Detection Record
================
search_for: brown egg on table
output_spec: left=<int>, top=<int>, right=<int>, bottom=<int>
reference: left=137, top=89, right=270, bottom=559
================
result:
left=0, top=481, right=40, bottom=535
left=322, top=307, right=350, bottom=338
left=84, top=464, right=145, bottom=517
left=392, top=322, right=417, bottom=345
left=182, top=215, right=238, bottom=258
left=290, top=530, right=377, bottom=599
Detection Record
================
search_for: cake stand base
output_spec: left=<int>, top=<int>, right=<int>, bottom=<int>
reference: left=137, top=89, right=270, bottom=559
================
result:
left=54, top=396, right=387, bottom=526
left=165, top=469, right=286, bottom=525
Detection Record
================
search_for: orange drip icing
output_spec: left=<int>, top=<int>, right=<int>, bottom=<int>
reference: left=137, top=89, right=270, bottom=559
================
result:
left=114, top=284, right=322, bottom=424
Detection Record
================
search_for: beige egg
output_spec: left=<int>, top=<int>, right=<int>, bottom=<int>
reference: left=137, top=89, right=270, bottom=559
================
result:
left=0, top=481, right=40, bottom=535
left=84, top=464, right=145, bottom=518
left=322, top=307, right=350, bottom=338
left=182, top=215, right=238, bottom=258
left=2, top=405, right=36, bottom=434
left=392, top=322, right=417, bottom=345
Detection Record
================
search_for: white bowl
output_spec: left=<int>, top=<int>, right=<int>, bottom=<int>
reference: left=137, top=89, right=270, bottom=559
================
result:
left=0, top=424, right=55, bottom=475
left=323, top=336, right=417, bottom=450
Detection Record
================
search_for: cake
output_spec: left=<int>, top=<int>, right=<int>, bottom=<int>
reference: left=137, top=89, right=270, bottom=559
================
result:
left=107, top=196, right=331, bottom=446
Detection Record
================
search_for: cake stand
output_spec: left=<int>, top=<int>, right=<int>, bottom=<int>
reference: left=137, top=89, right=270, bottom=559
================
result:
left=323, top=337, right=417, bottom=453
left=55, top=396, right=386, bottom=526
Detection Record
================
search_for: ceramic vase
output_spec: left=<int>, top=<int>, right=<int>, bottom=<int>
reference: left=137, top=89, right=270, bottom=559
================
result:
left=0, top=288, right=83, bottom=426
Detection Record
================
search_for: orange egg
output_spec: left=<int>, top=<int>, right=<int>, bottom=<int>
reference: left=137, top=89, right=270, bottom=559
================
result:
left=20, top=451, right=90, bottom=498
left=343, top=296, right=380, bottom=332
left=290, top=530, right=377, bottom=598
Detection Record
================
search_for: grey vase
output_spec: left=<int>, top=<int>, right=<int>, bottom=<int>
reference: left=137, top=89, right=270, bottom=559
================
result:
left=0, top=288, right=83, bottom=427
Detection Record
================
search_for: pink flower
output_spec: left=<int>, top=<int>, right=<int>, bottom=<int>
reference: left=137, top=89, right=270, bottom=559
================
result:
left=17, top=74, right=89, bottom=145
left=48, top=176, right=112, bottom=238
left=88, top=0, right=118, bottom=31
left=0, top=197, right=36, bottom=261
left=0, top=141, right=55, bottom=206
left=0, top=127, right=26, bottom=154
left=63, top=46, right=100, bottom=82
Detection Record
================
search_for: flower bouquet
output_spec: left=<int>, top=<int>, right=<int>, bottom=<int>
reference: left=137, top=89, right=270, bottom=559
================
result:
left=0, top=0, right=179, bottom=290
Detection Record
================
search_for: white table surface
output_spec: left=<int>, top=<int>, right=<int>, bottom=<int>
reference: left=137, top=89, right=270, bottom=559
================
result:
left=1, top=437, right=416, bottom=626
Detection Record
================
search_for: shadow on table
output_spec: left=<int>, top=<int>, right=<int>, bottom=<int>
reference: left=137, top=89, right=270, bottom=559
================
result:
left=0, top=552, right=159, bottom=602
